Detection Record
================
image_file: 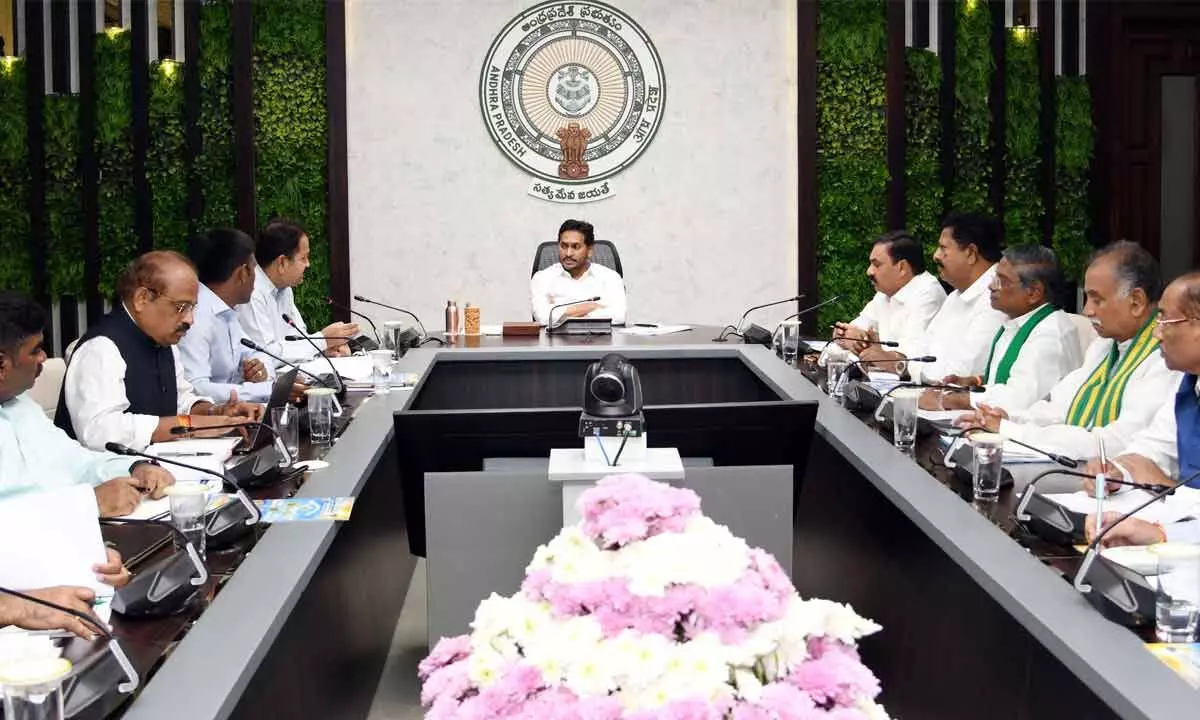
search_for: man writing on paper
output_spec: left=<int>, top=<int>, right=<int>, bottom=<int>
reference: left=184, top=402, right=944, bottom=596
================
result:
left=0, top=292, right=174, bottom=516
left=846, top=214, right=1007, bottom=381
left=921, top=246, right=1082, bottom=411
left=530, top=219, right=627, bottom=326
left=955, top=242, right=1178, bottom=461
left=1081, top=270, right=1200, bottom=495
left=180, top=228, right=293, bottom=403
left=830, top=231, right=946, bottom=360
left=55, top=251, right=261, bottom=451
left=236, top=219, right=358, bottom=362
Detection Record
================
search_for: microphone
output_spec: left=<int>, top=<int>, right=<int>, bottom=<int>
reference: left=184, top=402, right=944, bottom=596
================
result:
left=0, top=586, right=139, bottom=693
left=97, top=517, right=209, bottom=619
left=239, top=337, right=336, bottom=390
left=353, top=294, right=428, bottom=337
left=327, top=295, right=381, bottom=345
left=104, top=442, right=260, bottom=550
left=285, top=334, right=355, bottom=341
left=547, top=296, right=601, bottom=327
left=1013, top=467, right=1164, bottom=547
left=714, top=294, right=804, bottom=342
left=1071, top=469, right=1200, bottom=624
left=283, top=313, right=345, bottom=395
left=169, top=421, right=293, bottom=467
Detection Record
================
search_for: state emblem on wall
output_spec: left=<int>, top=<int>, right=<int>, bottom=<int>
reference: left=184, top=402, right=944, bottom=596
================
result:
left=479, top=1, right=665, bottom=203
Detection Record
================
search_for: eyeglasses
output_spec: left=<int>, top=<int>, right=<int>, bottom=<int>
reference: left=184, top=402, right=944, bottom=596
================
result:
left=144, top=288, right=197, bottom=316
left=1157, top=316, right=1200, bottom=327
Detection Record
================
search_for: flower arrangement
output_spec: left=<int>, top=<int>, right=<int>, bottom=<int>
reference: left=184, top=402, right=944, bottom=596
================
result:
left=419, top=474, right=888, bottom=719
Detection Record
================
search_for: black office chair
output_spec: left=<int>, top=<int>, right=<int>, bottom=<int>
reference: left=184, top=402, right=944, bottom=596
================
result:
left=531, top=240, right=624, bottom=277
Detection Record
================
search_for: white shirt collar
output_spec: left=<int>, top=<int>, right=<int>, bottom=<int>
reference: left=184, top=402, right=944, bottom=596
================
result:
left=198, top=283, right=234, bottom=317
left=557, top=262, right=596, bottom=280
left=890, top=271, right=934, bottom=305
left=959, top=263, right=997, bottom=304
left=1004, top=302, right=1051, bottom=330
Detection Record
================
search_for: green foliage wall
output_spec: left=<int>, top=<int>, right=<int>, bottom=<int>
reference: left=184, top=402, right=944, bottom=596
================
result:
left=1054, top=77, right=1093, bottom=282
left=95, top=29, right=135, bottom=297
left=1003, top=29, right=1041, bottom=246
left=253, top=0, right=331, bottom=328
left=44, top=96, right=82, bottom=295
left=197, top=0, right=235, bottom=230
left=952, top=0, right=992, bottom=214
left=816, top=0, right=887, bottom=329
left=148, top=60, right=187, bottom=253
left=904, top=48, right=943, bottom=249
left=0, top=60, right=30, bottom=293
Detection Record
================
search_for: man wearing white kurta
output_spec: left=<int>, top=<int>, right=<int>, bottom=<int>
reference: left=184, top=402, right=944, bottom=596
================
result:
left=530, top=219, right=627, bottom=326
left=830, top=231, right=945, bottom=360
left=925, top=246, right=1082, bottom=412
left=957, top=241, right=1178, bottom=462
left=855, top=214, right=1007, bottom=382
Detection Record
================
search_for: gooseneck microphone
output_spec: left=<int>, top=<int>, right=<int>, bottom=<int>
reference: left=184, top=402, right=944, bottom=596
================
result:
left=239, top=338, right=335, bottom=390
left=948, top=424, right=1078, bottom=468
left=327, top=295, right=381, bottom=344
left=170, top=421, right=293, bottom=466
left=104, top=442, right=261, bottom=529
left=283, top=313, right=345, bottom=395
left=547, top=296, right=601, bottom=327
left=714, top=294, right=804, bottom=342
left=353, top=294, right=428, bottom=337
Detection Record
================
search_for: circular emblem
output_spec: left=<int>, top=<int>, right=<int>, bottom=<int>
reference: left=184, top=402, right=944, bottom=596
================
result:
left=479, top=1, right=666, bottom=184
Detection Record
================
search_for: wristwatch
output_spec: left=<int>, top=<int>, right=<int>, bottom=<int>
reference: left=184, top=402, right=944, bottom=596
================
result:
left=893, top=359, right=908, bottom=377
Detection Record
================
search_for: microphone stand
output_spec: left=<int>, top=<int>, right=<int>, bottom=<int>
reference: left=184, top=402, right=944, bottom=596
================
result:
left=239, top=338, right=338, bottom=392
left=170, top=420, right=294, bottom=467
left=713, top=295, right=803, bottom=342
left=98, top=516, right=211, bottom=619
left=353, top=294, right=430, bottom=338
left=547, top=296, right=601, bottom=328
left=0, top=586, right=139, bottom=693
left=327, top=295, right=382, bottom=345
left=283, top=313, right=346, bottom=396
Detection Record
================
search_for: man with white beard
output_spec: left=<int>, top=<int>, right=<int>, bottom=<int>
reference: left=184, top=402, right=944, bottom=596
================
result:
left=955, top=241, right=1179, bottom=461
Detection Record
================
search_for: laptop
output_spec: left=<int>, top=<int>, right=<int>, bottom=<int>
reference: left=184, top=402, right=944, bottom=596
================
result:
left=241, top=367, right=298, bottom=453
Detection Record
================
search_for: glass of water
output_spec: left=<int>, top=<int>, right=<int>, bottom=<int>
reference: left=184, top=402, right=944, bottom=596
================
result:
left=891, top=388, right=921, bottom=451
left=270, top=404, right=300, bottom=461
left=969, top=432, right=1005, bottom=503
left=0, top=656, right=72, bottom=720
left=167, top=482, right=210, bottom=559
left=826, top=358, right=849, bottom=401
left=779, top=320, right=802, bottom=364
left=1152, top=543, right=1200, bottom=643
left=369, top=349, right=394, bottom=395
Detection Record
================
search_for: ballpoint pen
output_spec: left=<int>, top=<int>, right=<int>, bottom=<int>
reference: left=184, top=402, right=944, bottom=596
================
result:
left=1095, top=438, right=1108, bottom=539
left=156, top=451, right=213, bottom=457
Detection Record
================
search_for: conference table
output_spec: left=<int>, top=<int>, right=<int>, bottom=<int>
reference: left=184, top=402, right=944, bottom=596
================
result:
left=99, top=327, right=1194, bottom=720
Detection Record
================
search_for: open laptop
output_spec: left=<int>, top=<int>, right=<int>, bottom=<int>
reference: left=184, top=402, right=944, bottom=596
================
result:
left=241, top=367, right=298, bottom=453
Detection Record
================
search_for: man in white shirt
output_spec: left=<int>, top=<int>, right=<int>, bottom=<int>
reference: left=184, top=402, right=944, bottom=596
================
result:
left=956, top=241, right=1178, bottom=461
left=1084, top=514, right=1199, bottom=546
left=924, top=245, right=1082, bottom=412
left=530, top=219, right=627, bottom=326
left=55, top=251, right=261, bottom=451
left=0, top=292, right=174, bottom=515
left=854, top=213, right=1007, bottom=381
left=179, top=228, right=277, bottom=403
left=236, top=219, right=358, bottom=363
left=1079, top=270, right=1200, bottom=492
left=831, top=230, right=946, bottom=359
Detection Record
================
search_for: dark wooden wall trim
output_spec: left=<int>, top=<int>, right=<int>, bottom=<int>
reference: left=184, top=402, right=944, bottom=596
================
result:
left=796, top=0, right=818, bottom=334
left=232, top=0, right=256, bottom=234
left=49, top=0, right=69, bottom=94
left=131, top=0, right=152, bottom=253
left=988, top=0, right=1006, bottom=230
left=325, top=0, right=351, bottom=320
left=183, top=0, right=202, bottom=234
left=939, top=0, right=957, bottom=218
left=78, top=0, right=101, bottom=323
left=1038, top=0, right=1056, bottom=248
left=24, top=0, right=50, bottom=350
left=886, top=0, right=906, bottom=231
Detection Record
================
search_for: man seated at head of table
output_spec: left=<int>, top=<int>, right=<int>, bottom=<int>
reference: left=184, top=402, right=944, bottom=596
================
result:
left=842, top=213, right=1007, bottom=383
left=955, top=241, right=1178, bottom=461
left=55, top=251, right=261, bottom=452
left=828, top=230, right=946, bottom=360
left=530, top=219, right=627, bottom=327
left=919, top=245, right=1082, bottom=412
left=236, top=218, right=359, bottom=362
left=179, top=228, right=281, bottom=404
left=1079, top=270, right=1200, bottom=495
left=0, top=292, right=175, bottom=516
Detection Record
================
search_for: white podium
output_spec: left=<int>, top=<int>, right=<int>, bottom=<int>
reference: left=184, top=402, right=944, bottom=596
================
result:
left=548, top=441, right=685, bottom=526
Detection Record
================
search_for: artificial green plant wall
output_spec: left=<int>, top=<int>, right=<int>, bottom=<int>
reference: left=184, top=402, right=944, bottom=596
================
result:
left=95, top=29, right=135, bottom=297
left=905, top=48, right=943, bottom=250
left=1054, top=77, right=1092, bottom=283
left=0, top=59, right=30, bottom=293
left=1003, top=28, right=1041, bottom=247
left=148, top=60, right=187, bottom=253
left=952, top=0, right=992, bottom=215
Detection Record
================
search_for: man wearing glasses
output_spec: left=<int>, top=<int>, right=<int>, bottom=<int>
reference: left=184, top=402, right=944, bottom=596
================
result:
left=55, top=251, right=261, bottom=451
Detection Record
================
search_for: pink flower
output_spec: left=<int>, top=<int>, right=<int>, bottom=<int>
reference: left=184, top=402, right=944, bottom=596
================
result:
left=419, top=635, right=472, bottom=681
left=628, top=697, right=730, bottom=720
left=578, top=474, right=701, bottom=548
left=785, top=644, right=881, bottom=707
left=757, top=683, right=821, bottom=720
left=420, top=661, right=472, bottom=706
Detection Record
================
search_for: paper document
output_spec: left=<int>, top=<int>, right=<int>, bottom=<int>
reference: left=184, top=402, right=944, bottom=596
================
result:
left=801, top=340, right=829, bottom=353
left=618, top=324, right=692, bottom=336
left=117, top=493, right=232, bottom=521
left=300, top=355, right=374, bottom=382
left=1045, top=489, right=1200, bottom=525
left=919, top=409, right=966, bottom=424
left=0, top=486, right=111, bottom=597
left=146, top=437, right=239, bottom=488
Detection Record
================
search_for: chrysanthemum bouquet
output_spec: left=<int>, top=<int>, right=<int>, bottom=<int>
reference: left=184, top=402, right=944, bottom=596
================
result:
left=419, top=474, right=889, bottom=719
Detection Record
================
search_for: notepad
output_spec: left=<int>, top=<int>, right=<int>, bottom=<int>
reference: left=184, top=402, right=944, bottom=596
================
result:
left=146, top=437, right=239, bottom=486
left=0, top=485, right=111, bottom=597
left=1045, top=489, right=1199, bottom=525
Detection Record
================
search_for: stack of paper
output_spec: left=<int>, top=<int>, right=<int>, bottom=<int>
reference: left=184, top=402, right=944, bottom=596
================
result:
left=146, top=437, right=239, bottom=487
left=617, top=324, right=692, bottom=336
left=1045, top=489, right=1198, bottom=525
left=0, top=486, right=111, bottom=598
left=299, top=354, right=373, bottom=382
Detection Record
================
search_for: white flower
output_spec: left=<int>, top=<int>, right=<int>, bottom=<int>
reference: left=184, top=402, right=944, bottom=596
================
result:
left=733, top=667, right=765, bottom=702
left=466, top=646, right=507, bottom=686
left=857, top=697, right=892, bottom=720
left=563, top=651, right=619, bottom=697
left=807, top=598, right=882, bottom=643
left=727, top=619, right=785, bottom=667
left=507, top=599, right=554, bottom=645
left=469, top=593, right=517, bottom=642
left=605, top=631, right=672, bottom=689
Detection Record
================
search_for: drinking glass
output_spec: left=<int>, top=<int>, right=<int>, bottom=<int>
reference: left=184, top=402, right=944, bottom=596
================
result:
left=1152, top=543, right=1200, bottom=643
left=969, top=433, right=1005, bottom=503
left=305, top=388, right=341, bottom=445
left=779, top=320, right=801, bottom=364
left=270, top=405, right=300, bottom=460
left=369, top=349, right=394, bottom=395
left=0, top=657, right=72, bottom=720
left=826, top=358, right=848, bottom=401
left=166, top=482, right=210, bottom=559
left=891, top=388, right=920, bottom=451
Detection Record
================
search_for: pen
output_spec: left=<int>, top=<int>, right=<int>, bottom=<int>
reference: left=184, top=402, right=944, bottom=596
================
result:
left=634, top=323, right=658, bottom=328
left=157, top=451, right=213, bottom=457
left=1095, top=438, right=1108, bottom=539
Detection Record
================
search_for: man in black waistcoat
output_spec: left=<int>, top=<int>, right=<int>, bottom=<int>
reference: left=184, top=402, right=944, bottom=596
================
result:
left=55, top=251, right=262, bottom=451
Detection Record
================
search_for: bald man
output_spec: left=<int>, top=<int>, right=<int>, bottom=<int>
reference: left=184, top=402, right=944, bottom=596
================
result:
left=55, top=251, right=261, bottom=452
